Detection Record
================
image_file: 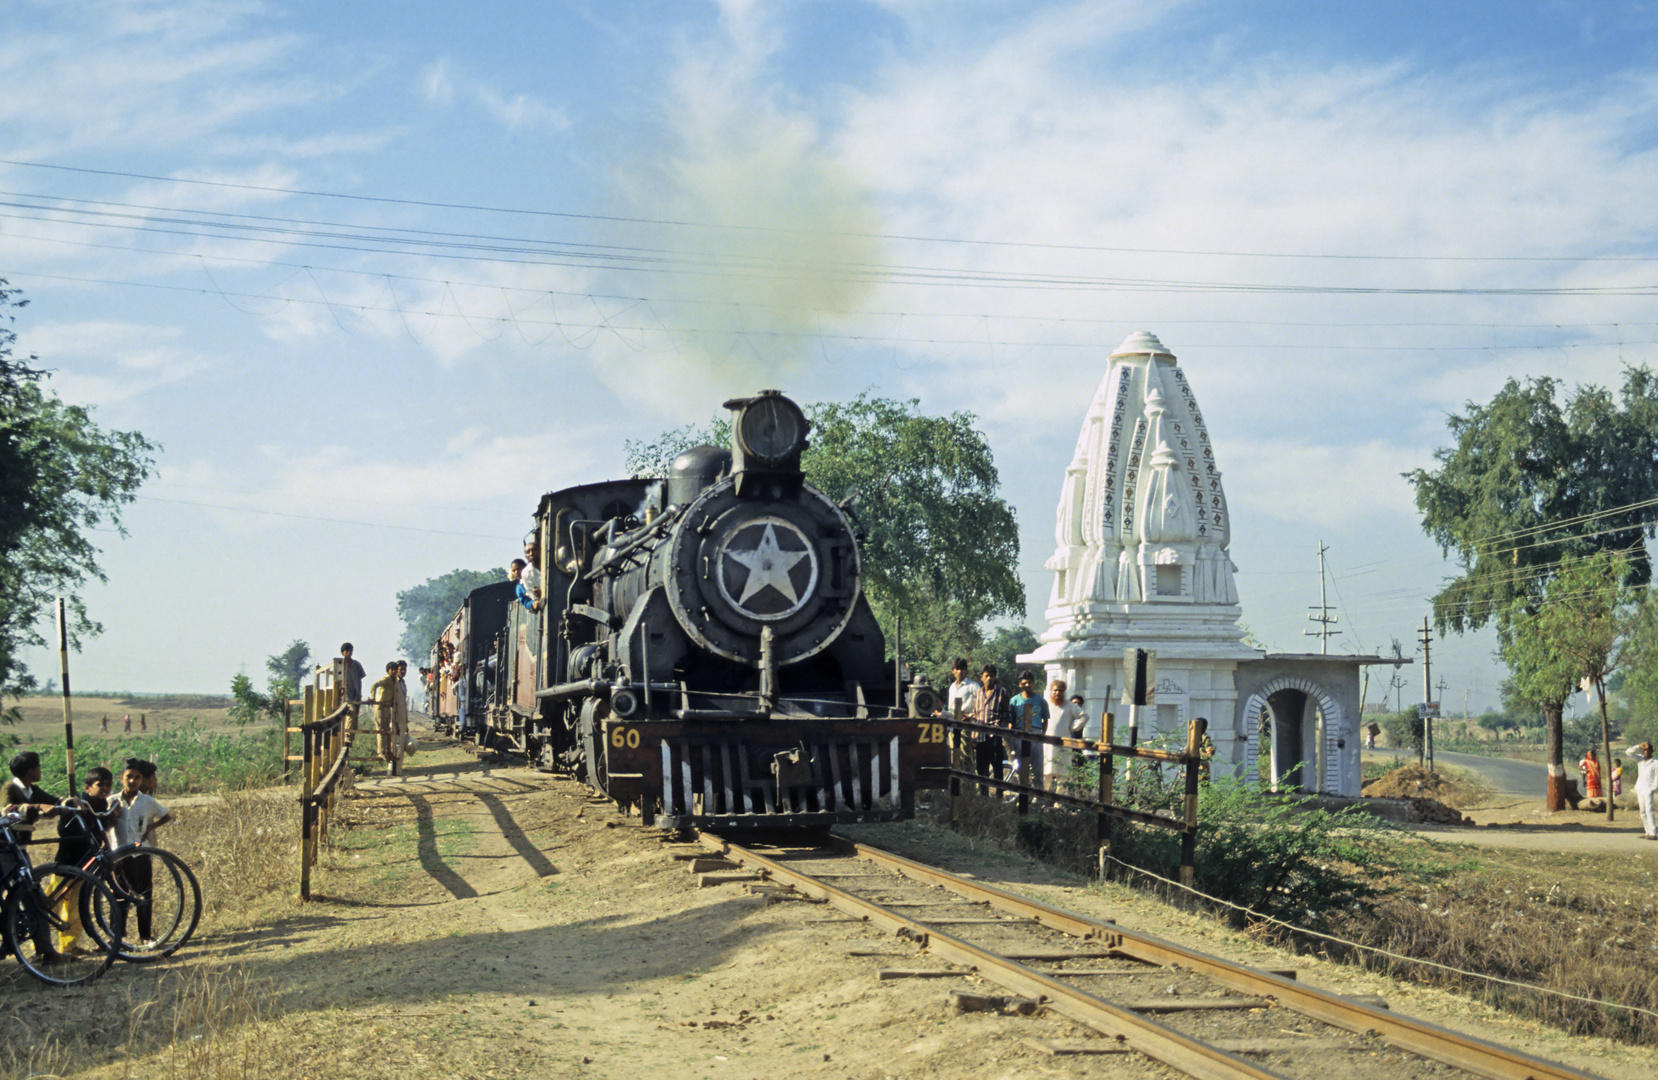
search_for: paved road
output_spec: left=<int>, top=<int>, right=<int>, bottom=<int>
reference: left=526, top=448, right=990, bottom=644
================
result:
left=1369, top=745, right=1546, bottom=796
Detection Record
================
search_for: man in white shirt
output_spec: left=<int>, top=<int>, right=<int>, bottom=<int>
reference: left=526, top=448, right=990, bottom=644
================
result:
left=521, top=540, right=544, bottom=612
left=945, top=658, right=979, bottom=718
left=1628, top=741, right=1658, bottom=839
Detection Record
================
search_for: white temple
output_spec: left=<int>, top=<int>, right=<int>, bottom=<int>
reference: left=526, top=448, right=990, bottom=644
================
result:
left=1023, top=331, right=1377, bottom=796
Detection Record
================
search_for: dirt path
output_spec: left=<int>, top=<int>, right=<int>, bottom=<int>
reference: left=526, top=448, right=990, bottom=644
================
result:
left=10, top=737, right=1655, bottom=1080
left=208, top=755, right=1658, bottom=1076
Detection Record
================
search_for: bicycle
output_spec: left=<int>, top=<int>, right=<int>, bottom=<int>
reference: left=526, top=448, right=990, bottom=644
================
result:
left=0, top=811, right=119, bottom=986
left=52, top=806, right=201, bottom=964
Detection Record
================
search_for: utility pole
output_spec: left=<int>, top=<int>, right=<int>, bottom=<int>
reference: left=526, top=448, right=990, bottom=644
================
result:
left=1419, top=616, right=1434, bottom=772
left=1304, top=541, right=1341, bottom=654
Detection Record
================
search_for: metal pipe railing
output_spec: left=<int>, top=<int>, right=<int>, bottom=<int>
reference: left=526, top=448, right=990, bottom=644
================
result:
left=942, top=715, right=1206, bottom=887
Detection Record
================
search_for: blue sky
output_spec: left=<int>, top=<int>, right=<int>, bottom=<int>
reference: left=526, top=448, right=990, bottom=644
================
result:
left=5, top=0, right=1658, bottom=710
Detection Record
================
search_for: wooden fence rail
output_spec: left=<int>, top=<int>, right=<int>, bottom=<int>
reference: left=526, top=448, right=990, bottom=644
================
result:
left=942, top=714, right=1206, bottom=886
left=298, top=659, right=355, bottom=901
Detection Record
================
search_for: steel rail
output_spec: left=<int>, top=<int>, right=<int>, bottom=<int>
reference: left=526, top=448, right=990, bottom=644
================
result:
left=832, top=837, right=1602, bottom=1080
left=701, top=834, right=1284, bottom=1080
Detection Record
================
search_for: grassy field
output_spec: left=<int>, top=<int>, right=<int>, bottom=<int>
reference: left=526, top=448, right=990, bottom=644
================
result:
left=4, top=693, right=288, bottom=794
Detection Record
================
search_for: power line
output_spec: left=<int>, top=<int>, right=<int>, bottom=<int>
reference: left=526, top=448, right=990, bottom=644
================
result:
left=12, top=199, right=1658, bottom=294
left=5, top=159, right=1656, bottom=263
left=9, top=265, right=1654, bottom=358
left=20, top=223, right=1657, bottom=333
left=1471, top=497, right=1658, bottom=552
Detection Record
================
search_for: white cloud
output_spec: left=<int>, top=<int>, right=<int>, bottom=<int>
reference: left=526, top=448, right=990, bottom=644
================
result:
left=24, top=320, right=212, bottom=407
left=1224, top=438, right=1426, bottom=527
left=474, top=87, right=571, bottom=133
left=421, top=59, right=454, bottom=104
left=0, top=2, right=323, bottom=157
left=152, top=421, right=611, bottom=542
left=417, top=57, right=570, bottom=133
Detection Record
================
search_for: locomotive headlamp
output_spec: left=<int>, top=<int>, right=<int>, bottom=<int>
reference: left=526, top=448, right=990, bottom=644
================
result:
left=734, top=391, right=806, bottom=464
left=610, top=686, right=641, bottom=719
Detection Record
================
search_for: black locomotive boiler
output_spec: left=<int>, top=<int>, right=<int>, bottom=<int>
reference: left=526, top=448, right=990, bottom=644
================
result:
left=435, top=390, right=947, bottom=830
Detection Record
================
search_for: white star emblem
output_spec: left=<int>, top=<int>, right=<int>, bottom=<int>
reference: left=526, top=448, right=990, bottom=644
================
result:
left=724, top=523, right=810, bottom=608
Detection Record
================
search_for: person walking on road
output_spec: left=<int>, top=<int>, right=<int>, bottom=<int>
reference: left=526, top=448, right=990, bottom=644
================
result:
left=1627, top=741, right=1658, bottom=840
left=370, top=662, right=404, bottom=776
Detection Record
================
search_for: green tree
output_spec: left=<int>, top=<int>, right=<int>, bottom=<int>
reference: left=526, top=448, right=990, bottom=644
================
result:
left=1409, top=370, right=1658, bottom=809
left=0, top=280, right=157, bottom=714
left=623, top=417, right=729, bottom=477
left=1474, top=710, right=1517, bottom=735
left=396, top=568, right=507, bottom=657
left=1619, top=593, right=1658, bottom=745
left=806, top=395, right=1023, bottom=661
left=1500, top=552, right=1635, bottom=813
left=625, top=394, right=1024, bottom=673
left=266, top=639, right=310, bottom=692
left=978, top=625, right=1041, bottom=687
left=228, top=672, right=282, bottom=727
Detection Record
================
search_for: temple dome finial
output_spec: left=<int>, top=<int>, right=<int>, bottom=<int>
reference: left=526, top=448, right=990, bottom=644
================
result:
left=1112, top=331, right=1173, bottom=358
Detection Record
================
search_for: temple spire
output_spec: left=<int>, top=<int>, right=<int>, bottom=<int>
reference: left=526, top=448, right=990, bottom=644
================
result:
left=1029, top=331, right=1252, bottom=661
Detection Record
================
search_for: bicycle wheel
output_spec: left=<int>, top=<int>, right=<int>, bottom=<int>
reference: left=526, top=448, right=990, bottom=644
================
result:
left=81, top=847, right=202, bottom=963
left=4, top=864, right=117, bottom=987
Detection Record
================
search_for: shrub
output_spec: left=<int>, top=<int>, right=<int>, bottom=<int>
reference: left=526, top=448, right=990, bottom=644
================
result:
left=24, top=720, right=284, bottom=794
left=1108, top=777, right=1453, bottom=930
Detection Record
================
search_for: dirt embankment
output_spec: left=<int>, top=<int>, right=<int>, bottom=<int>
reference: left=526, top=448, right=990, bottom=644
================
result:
left=1360, top=764, right=1476, bottom=825
left=3, top=741, right=1654, bottom=1080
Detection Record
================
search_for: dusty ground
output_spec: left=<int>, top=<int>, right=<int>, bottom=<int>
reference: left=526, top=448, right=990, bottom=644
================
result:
left=3, top=729, right=1655, bottom=1080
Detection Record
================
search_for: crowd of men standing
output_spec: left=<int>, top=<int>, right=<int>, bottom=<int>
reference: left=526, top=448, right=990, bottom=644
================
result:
left=945, top=659, right=1093, bottom=793
left=338, top=643, right=414, bottom=776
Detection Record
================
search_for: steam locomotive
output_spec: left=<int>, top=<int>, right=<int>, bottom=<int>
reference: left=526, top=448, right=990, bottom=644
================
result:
left=429, top=390, right=947, bottom=830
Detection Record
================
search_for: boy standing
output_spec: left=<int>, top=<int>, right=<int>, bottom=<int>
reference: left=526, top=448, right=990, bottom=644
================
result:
left=340, top=643, right=367, bottom=703
left=110, top=759, right=171, bottom=946
left=972, top=665, right=1011, bottom=787
left=1008, top=671, right=1050, bottom=784
left=53, top=767, right=114, bottom=954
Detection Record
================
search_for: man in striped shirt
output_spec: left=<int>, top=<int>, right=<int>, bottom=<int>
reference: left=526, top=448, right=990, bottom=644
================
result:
left=972, top=664, right=1012, bottom=787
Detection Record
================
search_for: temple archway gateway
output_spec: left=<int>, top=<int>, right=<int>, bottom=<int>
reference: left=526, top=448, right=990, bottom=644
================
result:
left=1021, top=332, right=1403, bottom=797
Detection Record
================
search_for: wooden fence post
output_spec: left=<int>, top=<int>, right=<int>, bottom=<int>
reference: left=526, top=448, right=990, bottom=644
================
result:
left=948, top=704, right=963, bottom=824
left=1180, top=720, right=1200, bottom=889
left=1099, top=710, right=1114, bottom=881
left=299, top=725, right=315, bottom=901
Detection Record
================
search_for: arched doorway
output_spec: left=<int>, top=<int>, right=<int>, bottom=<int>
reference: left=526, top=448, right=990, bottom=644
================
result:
left=1240, top=678, right=1344, bottom=793
left=1265, top=687, right=1309, bottom=789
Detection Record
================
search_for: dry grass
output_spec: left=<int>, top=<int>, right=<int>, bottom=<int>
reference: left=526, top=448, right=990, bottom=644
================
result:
left=162, top=791, right=298, bottom=924
left=0, top=965, right=279, bottom=1080
left=0, top=792, right=301, bottom=1080
left=1317, top=858, right=1658, bottom=1045
left=117, top=965, right=280, bottom=1080
left=936, top=785, right=1658, bottom=1046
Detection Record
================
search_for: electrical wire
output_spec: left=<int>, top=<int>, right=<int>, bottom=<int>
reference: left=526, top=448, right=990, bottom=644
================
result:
left=7, top=196, right=1658, bottom=295
left=17, top=220, right=1658, bottom=333
left=6, top=159, right=1658, bottom=263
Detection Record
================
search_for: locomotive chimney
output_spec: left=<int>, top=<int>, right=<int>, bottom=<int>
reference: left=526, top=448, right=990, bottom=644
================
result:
left=724, top=389, right=809, bottom=499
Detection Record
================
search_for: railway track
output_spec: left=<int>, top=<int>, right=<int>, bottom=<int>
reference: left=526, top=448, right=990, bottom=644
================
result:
left=694, top=831, right=1601, bottom=1080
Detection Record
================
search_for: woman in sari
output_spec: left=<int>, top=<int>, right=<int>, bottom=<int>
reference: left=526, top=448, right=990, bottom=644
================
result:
left=1580, top=749, right=1603, bottom=799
